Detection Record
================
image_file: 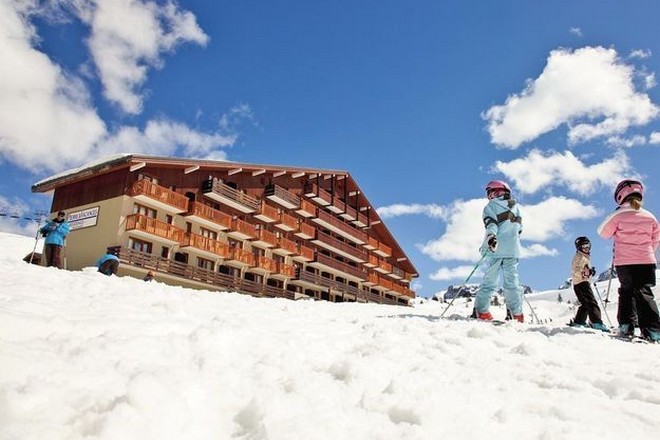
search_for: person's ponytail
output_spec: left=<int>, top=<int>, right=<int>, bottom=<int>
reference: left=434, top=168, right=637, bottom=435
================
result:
left=627, top=195, right=642, bottom=210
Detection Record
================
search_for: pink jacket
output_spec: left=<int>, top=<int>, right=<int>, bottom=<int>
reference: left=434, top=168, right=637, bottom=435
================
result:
left=597, top=204, right=660, bottom=266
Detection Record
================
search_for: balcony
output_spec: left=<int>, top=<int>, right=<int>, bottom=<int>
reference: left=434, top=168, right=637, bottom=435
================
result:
left=339, top=203, right=357, bottom=221
left=374, top=259, right=392, bottom=274
left=228, top=218, right=257, bottom=240
left=295, top=270, right=361, bottom=298
left=202, top=178, right=259, bottom=213
left=181, top=232, right=230, bottom=259
left=272, top=261, right=296, bottom=279
left=308, top=253, right=367, bottom=282
left=264, top=184, right=300, bottom=210
left=125, top=214, right=184, bottom=244
left=374, top=242, right=392, bottom=258
left=296, top=198, right=316, bottom=218
left=226, top=247, right=255, bottom=267
left=254, top=201, right=279, bottom=223
left=128, top=180, right=188, bottom=214
left=304, top=181, right=332, bottom=206
left=251, top=227, right=278, bottom=248
left=292, top=244, right=314, bottom=262
left=250, top=255, right=278, bottom=273
left=294, top=221, right=315, bottom=240
left=352, top=211, right=369, bottom=228
left=327, top=197, right=344, bottom=215
left=275, top=211, right=298, bottom=232
left=389, top=266, right=405, bottom=280
left=364, top=254, right=378, bottom=268
left=364, top=236, right=378, bottom=251
left=273, top=235, right=297, bottom=255
left=311, top=209, right=367, bottom=245
left=312, top=230, right=367, bottom=263
left=185, top=201, right=232, bottom=231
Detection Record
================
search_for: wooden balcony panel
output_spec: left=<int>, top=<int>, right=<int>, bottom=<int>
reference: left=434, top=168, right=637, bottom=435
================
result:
left=275, top=212, right=298, bottom=232
left=389, top=266, right=405, bottom=279
left=254, top=201, right=279, bottom=223
left=185, top=201, right=232, bottom=230
left=352, top=211, right=369, bottom=228
left=339, top=203, right=357, bottom=221
left=296, top=198, right=317, bottom=218
left=292, top=245, right=314, bottom=262
left=182, top=232, right=230, bottom=258
left=377, top=261, right=393, bottom=274
left=374, top=242, right=393, bottom=258
left=251, top=228, right=278, bottom=248
left=202, top=178, right=259, bottom=213
left=327, top=198, right=345, bottom=214
left=251, top=255, right=278, bottom=272
left=277, top=262, right=296, bottom=278
left=125, top=214, right=184, bottom=244
left=264, top=184, right=300, bottom=209
left=228, top=218, right=257, bottom=240
left=274, top=236, right=298, bottom=255
left=294, top=221, right=315, bottom=240
left=312, top=209, right=367, bottom=245
left=364, top=236, right=379, bottom=251
left=312, top=230, right=367, bottom=263
left=129, top=180, right=189, bottom=213
left=227, top=247, right=255, bottom=266
left=364, top=273, right=379, bottom=286
left=312, top=253, right=367, bottom=281
left=364, top=254, right=378, bottom=268
left=303, top=182, right=332, bottom=206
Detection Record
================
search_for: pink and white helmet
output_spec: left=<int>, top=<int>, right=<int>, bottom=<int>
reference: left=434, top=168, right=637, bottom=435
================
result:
left=614, top=179, right=644, bottom=205
left=485, top=180, right=511, bottom=199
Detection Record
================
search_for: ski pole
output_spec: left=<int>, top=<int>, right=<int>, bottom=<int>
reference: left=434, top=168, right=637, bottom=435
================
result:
left=603, top=260, right=614, bottom=310
left=522, top=290, right=542, bottom=324
left=593, top=282, right=613, bottom=328
left=440, top=255, right=486, bottom=318
left=28, top=222, right=41, bottom=265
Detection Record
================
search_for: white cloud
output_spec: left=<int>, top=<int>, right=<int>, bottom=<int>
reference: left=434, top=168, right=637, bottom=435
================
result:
left=429, top=265, right=478, bottom=281
left=630, top=49, right=652, bottom=59
left=569, top=27, right=583, bottom=37
left=649, top=132, right=660, bottom=144
left=644, top=72, right=656, bottom=89
left=71, top=0, right=208, bottom=114
left=418, top=196, right=598, bottom=263
left=605, top=135, right=647, bottom=148
left=494, top=149, right=633, bottom=195
left=377, top=203, right=447, bottom=219
left=483, top=46, right=659, bottom=148
left=0, top=2, right=235, bottom=172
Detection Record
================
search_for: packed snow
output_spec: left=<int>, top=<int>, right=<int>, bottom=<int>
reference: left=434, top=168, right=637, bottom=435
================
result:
left=1, top=232, right=659, bottom=440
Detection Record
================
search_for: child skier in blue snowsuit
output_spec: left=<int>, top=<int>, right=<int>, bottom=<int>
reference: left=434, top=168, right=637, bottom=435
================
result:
left=474, top=181, right=525, bottom=322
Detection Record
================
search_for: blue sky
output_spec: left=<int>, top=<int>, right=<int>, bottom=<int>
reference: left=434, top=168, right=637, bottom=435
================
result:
left=1, top=0, right=660, bottom=298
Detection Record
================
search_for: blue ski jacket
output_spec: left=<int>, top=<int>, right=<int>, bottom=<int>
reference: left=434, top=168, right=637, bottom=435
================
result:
left=96, top=253, right=119, bottom=268
left=40, top=220, right=71, bottom=246
left=480, top=196, right=523, bottom=258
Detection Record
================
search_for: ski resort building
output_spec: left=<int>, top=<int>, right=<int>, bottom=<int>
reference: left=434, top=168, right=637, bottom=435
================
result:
left=32, top=155, right=418, bottom=305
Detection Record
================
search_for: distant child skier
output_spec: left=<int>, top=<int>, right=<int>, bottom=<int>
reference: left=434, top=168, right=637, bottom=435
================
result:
left=568, top=237, right=609, bottom=332
left=96, top=247, right=120, bottom=276
left=597, top=179, right=660, bottom=341
left=474, top=180, right=525, bottom=322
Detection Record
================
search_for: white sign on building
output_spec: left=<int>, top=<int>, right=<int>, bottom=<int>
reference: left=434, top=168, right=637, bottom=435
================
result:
left=68, top=206, right=100, bottom=231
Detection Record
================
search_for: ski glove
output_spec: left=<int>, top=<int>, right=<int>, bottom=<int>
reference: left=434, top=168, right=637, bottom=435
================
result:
left=487, top=234, right=498, bottom=252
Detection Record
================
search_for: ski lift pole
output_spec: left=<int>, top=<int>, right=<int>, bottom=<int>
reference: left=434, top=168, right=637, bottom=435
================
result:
left=440, top=255, right=486, bottom=319
left=592, top=282, right=613, bottom=328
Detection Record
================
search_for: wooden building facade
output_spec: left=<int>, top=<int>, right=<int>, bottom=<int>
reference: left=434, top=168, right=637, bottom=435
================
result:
left=32, top=155, right=418, bottom=305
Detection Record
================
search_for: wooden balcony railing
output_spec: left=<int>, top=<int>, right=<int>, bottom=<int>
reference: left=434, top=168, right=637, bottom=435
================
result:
left=231, top=218, right=257, bottom=238
left=297, top=270, right=363, bottom=299
left=296, top=198, right=317, bottom=218
left=295, top=221, right=315, bottom=239
left=277, top=262, right=296, bottom=278
left=129, top=180, right=188, bottom=212
left=391, top=266, right=405, bottom=279
left=277, top=212, right=298, bottom=231
left=253, top=228, right=278, bottom=247
left=125, top=214, right=184, bottom=243
left=203, top=178, right=260, bottom=212
left=314, top=230, right=368, bottom=262
left=340, top=203, right=357, bottom=221
left=365, top=254, right=378, bottom=268
left=182, top=232, right=230, bottom=258
left=365, top=236, right=379, bottom=250
left=278, top=236, right=298, bottom=254
left=314, top=209, right=368, bottom=244
left=252, top=255, right=278, bottom=272
left=255, top=201, right=279, bottom=223
left=315, top=253, right=367, bottom=280
left=374, top=241, right=392, bottom=257
left=264, top=184, right=300, bottom=209
left=297, top=244, right=315, bottom=261
left=378, top=260, right=393, bottom=274
left=229, top=247, right=255, bottom=266
left=304, top=181, right=332, bottom=205
left=186, top=201, right=232, bottom=229
left=352, top=211, right=369, bottom=227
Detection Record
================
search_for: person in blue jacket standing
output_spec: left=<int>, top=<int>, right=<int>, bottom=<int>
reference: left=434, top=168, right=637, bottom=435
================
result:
left=40, top=211, right=71, bottom=269
left=96, top=247, right=120, bottom=276
left=474, top=181, right=525, bottom=322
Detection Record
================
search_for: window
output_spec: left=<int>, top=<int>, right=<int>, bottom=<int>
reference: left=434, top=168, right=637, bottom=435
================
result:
left=128, top=238, right=152, bottom=254
left=200, top=227, right=217, bottom=240
left=186, top=222, right=192, bottom=233
left=133, top=204, right=156, bottom=218
left=197, top=257, right=214, bottom=271
left=228, top=238, right=241, bottom=248
left=165, top=214, right=173, bottom=224
left=161, top=246, right=169, bottom=259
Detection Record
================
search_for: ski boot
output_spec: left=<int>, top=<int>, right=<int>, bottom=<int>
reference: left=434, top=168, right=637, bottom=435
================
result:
left=477, top=311, right=493, bottom=321
left=590, top=322, right=610, bottom=333
left=618, top=323, right=635, bottom=338
left=513, top=314, right=524, bottom=323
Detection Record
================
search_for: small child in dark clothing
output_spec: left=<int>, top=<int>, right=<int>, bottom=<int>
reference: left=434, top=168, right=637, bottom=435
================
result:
left=569, top=237, right=609, bottom=332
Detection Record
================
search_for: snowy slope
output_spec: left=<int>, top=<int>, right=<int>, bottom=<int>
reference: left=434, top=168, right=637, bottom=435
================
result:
left=1, top=232, right=659, bottom=440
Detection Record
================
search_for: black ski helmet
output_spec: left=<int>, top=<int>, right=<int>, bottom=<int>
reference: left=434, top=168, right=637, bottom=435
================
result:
left=574, top=236, right=590, bottom=250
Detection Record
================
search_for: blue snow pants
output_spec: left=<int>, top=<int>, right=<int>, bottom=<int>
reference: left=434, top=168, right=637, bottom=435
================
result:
left=475, top=257, right=523, bottom=315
